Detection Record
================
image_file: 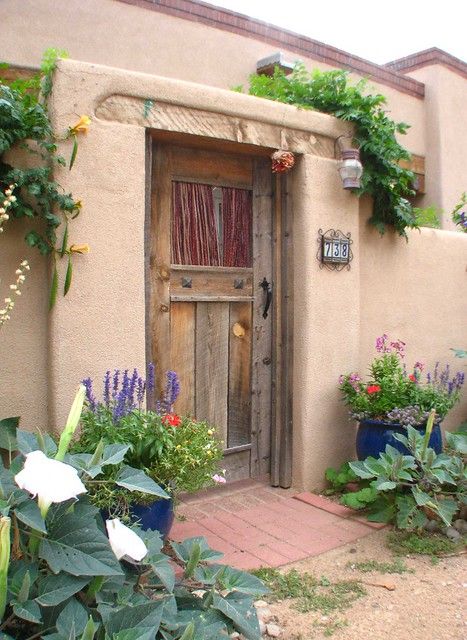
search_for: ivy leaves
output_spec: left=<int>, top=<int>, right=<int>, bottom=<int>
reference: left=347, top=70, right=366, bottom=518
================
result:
left=247, top=65, right=417, bottom=236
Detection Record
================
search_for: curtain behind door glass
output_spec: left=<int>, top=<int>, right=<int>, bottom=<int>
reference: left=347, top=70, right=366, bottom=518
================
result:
left=172, top=181, right=252, bottom=268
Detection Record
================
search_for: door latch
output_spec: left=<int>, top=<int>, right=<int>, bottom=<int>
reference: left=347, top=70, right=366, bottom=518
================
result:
left=259, top=277, right=272, bottom=319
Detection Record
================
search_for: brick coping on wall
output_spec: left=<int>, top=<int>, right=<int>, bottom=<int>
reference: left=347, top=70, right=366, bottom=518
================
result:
left=385, top=47, right=467, bottom=80
left=115, top=0, right=425, bottom=98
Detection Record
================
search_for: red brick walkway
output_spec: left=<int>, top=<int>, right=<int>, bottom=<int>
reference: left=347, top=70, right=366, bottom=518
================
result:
left=171, top=479, right=384, bottom=570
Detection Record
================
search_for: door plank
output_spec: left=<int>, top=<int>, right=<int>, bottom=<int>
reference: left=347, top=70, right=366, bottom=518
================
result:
left=170, top=267, right=253, bottom=297
left=170, top=302, right=195, bottom=416
left=251, top=159, right=273, bottom=477
left=228, top=302, right=252, bottom=448
left=171, top=147, right=253, bottom=188
left=150, top=146, right=172, bottom=403
left=195, top=302, right=230, bottom=446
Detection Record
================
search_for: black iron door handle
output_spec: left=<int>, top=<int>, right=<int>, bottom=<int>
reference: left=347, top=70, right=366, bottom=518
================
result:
left=260, top=277, right=272, bottom=319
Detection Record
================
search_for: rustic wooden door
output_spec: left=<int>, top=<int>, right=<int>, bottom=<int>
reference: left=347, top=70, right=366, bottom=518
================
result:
left=149, top=144, right=273, bottom=481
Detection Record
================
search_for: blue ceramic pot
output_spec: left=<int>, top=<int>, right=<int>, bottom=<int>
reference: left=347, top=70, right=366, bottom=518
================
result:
left=101, top=497, right=174, bottom=540
left=130, top=498, right=175, bottom=539
left=356, top=419, right=442, bottom=461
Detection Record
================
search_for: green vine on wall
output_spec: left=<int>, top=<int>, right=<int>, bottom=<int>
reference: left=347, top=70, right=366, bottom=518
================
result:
left=0, top=49, right=88, bottom=307
left=244, top=65, right=418, bottom=237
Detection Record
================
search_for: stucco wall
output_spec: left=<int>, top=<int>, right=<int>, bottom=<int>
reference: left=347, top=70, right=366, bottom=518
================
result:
left=0, top=0, right=425, bottom=157
left=406, top=65, right=467, bottom=229
left=1, top=54, right=465, bottom=487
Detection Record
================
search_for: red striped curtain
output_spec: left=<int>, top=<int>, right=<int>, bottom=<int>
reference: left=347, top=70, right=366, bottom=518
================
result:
left=222, top=187, right=252, bottom=268
left=171, top=182, right=252, bottom=268
left=172, top=182, right=220, bottom=266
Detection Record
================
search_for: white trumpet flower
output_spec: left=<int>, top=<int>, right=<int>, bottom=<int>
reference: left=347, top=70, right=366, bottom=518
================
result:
left=106, top=518, right=148, bottom=561
left=15, top=450, right=87, bottom=516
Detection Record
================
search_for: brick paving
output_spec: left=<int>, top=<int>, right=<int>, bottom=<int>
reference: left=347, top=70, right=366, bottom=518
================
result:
left=170, top=479, right=384, bottom=570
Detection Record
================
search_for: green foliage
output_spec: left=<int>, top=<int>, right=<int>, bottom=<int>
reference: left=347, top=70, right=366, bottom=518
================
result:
left=324, top=462, right=358, bottom=494
left=0, top=49, right=83, bottom=304
left=346, top=558, right=413, bottom=574
left=339, top=335, right=464, bottom=424
left=386, top=530, right=464, bottom=557
left=252, top=568, right=365, bottom=615
left=413, top=205, right=441, bottom=228
left=0, top=419, right=267, bottom=639
left=451, top=191, right=467, bottom=232
left=345, top=426, right=467, bottom=529
left=246, top=64, right=417, bottom=236
left=72, top=408, right=223, bottom=513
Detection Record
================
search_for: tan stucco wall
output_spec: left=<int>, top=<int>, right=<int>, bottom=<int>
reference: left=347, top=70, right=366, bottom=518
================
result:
left=0, top=0, right=425, bottom=157
left=406, top=65, right=467, bottom=229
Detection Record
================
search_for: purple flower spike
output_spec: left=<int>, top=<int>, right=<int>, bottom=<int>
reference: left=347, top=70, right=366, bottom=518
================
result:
left=112, top=369, right=120, bottom=399
left=82, top=377, right=97, bottom=412
left=103, top=370, right=111, bottom=407
left=147, top=362, right=155, bottom=393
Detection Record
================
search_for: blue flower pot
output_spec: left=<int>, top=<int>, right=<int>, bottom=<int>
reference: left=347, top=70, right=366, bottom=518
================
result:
left=356, top=419, right=442, bottom=460
left=130, top=498, right=175, bottom=539
left=101, top=497, right=174, bottom=540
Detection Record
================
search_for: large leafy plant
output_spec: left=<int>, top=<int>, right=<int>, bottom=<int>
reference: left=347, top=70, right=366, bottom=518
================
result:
left=0, top=390, right=266, bottom=639
left=0, top=49, right=88, bottom=306
left=245, top=64, right=417, bottom=236
left=341, top=415, right=467, bottom=530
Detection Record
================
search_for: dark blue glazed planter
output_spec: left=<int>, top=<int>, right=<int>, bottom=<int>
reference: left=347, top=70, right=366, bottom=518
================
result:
left=130, top=498, right=175, bottom=539
left=356, top=419, right=443, bottom=461
left=101, top=497, right=174, bottom=540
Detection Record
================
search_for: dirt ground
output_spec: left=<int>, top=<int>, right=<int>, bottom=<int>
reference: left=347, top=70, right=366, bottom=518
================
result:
left=265, top=529, right=466, bottom=640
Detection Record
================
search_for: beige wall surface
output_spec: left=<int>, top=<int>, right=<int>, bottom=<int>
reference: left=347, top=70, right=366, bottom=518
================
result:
left=1, top=0, right=425, bottom=155
left=407, top=65, right=467, bottom=229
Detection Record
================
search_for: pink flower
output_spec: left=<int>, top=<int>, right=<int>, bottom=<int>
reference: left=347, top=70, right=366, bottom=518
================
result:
left=212, top=474, right=226, bottom=484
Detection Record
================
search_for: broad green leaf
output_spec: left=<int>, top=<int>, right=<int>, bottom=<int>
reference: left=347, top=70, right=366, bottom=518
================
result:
left=149, top=554, right=175, bottom=592
left=374, top=477, right=397, bottom=492
left=430, top=468, right=457, bottom=485
left=9, top=561, right=39, bottom=599
left=40, top=505, right=123, bottom=577
left=179, top=623, right=195, bottom=640
left=16, top=571, right=31, bottom=604
left=445, top=431, right=467, bottom=454
left=184, top=542, right=201, bottom=578
left=432, top=497, right=458, bottom=526
left=395, top=495, right=417, bottom=529
left=81, top=616, right=98, bottom=640
left=16, top=430, right=57, bottom=456
left=170, top=537, right=223, bottom=564
left=0, top=461, right=17, bottom=498
left=56, top=597, right=89, bottom=638
left=214, top=565, right=268, bottom=596
left=13, top=599, right=42, bottom=624
left=411, top=487, right=433, bottom=507
left=36, top=574, right=90, bottom=606
left=348, top=461, right=376, bottom=480
left=102, top=443, right=131, bottom=467
left=109, top=631, right=154, bottom=640
left=15, top=499, right=47, bottom=533
left=115, top=466, right=169, bottom=498
left=212, top=592, right=260, bottom=640
left=0, top=417, right=19, bottom=452
left=104, top=601, right=165, bottom=637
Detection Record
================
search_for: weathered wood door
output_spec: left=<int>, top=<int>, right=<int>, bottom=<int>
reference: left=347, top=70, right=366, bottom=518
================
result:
left=149, top=144, right=273, bottom=481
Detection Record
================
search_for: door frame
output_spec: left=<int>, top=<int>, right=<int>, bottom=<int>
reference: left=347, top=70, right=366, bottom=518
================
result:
left=145, top=132, right=294, bottom=488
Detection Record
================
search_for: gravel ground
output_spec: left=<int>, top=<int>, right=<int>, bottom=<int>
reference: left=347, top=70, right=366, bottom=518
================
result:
left=264, top=529, right=466, bottom=640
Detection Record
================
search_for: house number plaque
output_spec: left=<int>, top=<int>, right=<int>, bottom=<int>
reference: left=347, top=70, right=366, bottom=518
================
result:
left=317, top=229, right=353, bottom=271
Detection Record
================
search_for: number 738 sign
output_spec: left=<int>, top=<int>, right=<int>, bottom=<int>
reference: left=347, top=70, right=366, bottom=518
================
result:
left=317, top=229, right=353, bottom=271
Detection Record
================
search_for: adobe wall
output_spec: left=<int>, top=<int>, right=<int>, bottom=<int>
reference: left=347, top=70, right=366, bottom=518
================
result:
left=1, top=57, right=465, bottom=488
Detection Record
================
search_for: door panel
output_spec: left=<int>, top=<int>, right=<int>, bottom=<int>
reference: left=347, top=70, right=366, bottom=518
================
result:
left=150, top=144, right=272, bottom=480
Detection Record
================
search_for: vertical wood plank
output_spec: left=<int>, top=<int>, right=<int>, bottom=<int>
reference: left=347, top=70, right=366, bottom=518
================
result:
left=271, top=173, right=282, bottom=487
left=279, top=172, right=294, bottom=488
left=195, top=302, right=229, bottom=446
left=251, top=159, right=273, bottom=477
left=149, top=145, right=172, bottom=404
left=227, top=302, right=252, bottom=448
left=170, top=302, right=195, bottom=415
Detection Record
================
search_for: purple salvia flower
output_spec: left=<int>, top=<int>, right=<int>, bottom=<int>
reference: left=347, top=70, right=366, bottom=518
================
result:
left=103, top=370, right=111, bottom=408
left=147, top=362, right=155, bottom=393
left=136, top=377, right=145, bottom=407
left=128, top=368, right=138, bottom=408
left=166, top=370, right=180, bottom=409
left=112, top=369, right=120, bottom=399
left=82, top=377, right=97, bottom=413
left=426, top=372, right=431, bottom=384
left=433, top=362, right=439, bottom=383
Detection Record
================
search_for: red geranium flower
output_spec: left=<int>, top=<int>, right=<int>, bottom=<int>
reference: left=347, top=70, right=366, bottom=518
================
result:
left=366, top=385, right=381, bottom=394
left=162, top=413, right=181, bottom=427
left=409, top=374, right=416, bottom=382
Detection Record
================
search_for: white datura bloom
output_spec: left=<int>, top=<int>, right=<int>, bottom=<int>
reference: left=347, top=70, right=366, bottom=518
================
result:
left=14, top=450, right=87, bottom=515
left=106, top=518, right=148, bottom=562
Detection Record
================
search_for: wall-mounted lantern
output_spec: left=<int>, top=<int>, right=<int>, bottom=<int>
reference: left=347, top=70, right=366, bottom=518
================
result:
left=335, top=136, right=363, bottom=190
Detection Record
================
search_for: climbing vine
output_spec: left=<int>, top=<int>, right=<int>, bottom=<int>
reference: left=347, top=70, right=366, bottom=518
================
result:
left=0, top=49, right=89, bottom=307
left=245, top=65, right=417, bottom=236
